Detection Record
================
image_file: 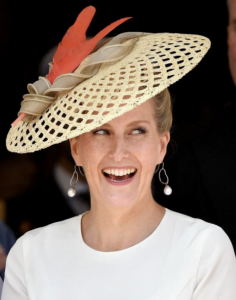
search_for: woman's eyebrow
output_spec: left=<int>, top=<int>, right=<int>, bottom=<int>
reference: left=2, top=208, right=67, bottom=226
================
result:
left=100, top=120, right=150, bottom=129
left=127, top=120, right=150, bottom=126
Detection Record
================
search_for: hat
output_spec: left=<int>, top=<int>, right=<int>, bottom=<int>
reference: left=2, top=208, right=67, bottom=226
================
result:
left=6, top=7, right=211, bottom=154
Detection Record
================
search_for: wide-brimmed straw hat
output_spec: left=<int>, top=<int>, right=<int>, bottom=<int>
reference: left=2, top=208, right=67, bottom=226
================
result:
left=6, top=7, right=210, bottom=154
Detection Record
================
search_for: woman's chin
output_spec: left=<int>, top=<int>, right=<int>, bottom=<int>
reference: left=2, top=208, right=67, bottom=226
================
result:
left=101, top=191, right=139, bottom=207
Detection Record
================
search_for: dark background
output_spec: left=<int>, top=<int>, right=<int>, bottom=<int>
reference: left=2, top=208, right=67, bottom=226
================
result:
left=1, top=0, right=235, bottom=237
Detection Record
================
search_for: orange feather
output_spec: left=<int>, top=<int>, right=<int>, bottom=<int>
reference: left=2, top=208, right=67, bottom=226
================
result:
left=53, top=6, right=96, bottom=63
left=47, top=6, right=131, bottom=84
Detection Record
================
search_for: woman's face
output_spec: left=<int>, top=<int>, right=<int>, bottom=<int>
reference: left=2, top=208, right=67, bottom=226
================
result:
left=70, top=99, right=170, bottom=207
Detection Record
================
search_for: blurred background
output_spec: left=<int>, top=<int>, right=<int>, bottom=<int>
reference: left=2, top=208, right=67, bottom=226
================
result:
left=0, top=0, right=235, bottom=272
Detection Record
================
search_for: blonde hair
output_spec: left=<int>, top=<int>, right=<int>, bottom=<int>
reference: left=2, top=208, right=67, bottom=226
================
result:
left=152, top=88, right=172, bottom=134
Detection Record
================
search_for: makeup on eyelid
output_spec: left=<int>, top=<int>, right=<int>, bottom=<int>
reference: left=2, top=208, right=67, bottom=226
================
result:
left=93, top=127, right=148, bottom=135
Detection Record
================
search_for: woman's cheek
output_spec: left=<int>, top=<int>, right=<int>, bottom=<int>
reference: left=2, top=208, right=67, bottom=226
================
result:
left=130, top=137, right=158, bottom=153
left=83, top=138, right=109, bottom=161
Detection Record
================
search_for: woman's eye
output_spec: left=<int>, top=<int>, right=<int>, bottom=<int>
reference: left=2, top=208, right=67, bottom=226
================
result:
left=93, top=129, right=108, bottom=135
left=131, top=128, right=146, bottom=135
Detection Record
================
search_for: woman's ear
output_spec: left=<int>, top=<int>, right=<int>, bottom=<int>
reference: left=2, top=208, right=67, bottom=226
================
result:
left=69, top=137, right=82, bottom=166
left=156, top=132, right=170, bottom=165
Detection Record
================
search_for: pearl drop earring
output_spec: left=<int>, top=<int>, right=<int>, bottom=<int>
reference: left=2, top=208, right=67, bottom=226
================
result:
left=158, top=162, right=172, bottom=195
left=68, top=165, right=79, bottom=197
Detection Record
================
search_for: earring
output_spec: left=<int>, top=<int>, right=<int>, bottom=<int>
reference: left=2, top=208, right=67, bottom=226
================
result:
left=154, top=164, right=160, bottom=174
left=158, top=162, right=172, bottom=195
left=68, top=165, right=79, bottom=197
left=78, top=166, right=85, bottom=177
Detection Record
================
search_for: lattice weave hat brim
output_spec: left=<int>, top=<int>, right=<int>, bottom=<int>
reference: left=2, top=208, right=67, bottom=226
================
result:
left=6, top=33, right=210, bottom=153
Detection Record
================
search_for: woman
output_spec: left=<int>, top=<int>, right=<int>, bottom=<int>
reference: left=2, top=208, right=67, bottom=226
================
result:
left=2, top=6, right=236, bottom=300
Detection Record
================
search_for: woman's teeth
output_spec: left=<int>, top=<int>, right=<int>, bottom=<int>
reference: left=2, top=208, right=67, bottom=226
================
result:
left=103, top=168, right=137, bottom=183
left=103, top=168, right=136, bottom=176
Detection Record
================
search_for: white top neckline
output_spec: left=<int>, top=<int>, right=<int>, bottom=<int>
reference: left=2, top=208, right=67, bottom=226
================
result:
left=78, top=208, right=168, bottom=255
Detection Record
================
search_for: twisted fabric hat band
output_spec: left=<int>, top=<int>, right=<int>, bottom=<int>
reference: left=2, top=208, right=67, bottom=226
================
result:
left=18, top=33, right=144, bottom=123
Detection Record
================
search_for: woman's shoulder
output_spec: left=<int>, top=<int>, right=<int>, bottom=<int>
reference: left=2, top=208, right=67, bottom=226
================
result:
left=165, top=208, right=233, bottom=253
left=166, top=208, right=225, bottom=235
left=17, top=214, right=83, bottom=248
left=4, top=215, right=84, bottom=284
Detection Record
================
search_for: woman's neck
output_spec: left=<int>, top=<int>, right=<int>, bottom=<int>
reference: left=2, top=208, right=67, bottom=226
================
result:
left=81, top=196, right=165, bottom=252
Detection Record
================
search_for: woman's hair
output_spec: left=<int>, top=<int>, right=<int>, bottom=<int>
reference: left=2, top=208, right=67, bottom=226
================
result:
left=152, top=88, right=172, bottom=134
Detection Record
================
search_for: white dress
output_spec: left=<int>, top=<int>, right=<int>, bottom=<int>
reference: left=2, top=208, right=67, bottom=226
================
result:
left=2, top=208, right=236, bottom=300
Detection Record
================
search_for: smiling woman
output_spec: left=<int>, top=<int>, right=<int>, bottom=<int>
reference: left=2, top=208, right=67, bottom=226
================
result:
left=2, top=5, right=236, bottom=300
left=70, top=99, right=169, bottom=211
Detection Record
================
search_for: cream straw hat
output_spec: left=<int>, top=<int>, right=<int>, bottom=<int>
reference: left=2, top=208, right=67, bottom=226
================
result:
left=6, top=8, right=210, bottom=154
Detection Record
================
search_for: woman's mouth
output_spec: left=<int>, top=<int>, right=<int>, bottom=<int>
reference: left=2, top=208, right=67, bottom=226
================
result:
left=102, top=168, right=137, bottom=184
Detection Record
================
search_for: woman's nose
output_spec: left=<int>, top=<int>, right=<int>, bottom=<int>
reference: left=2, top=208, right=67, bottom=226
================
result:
left=108, top=138, right=128, bottom=161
